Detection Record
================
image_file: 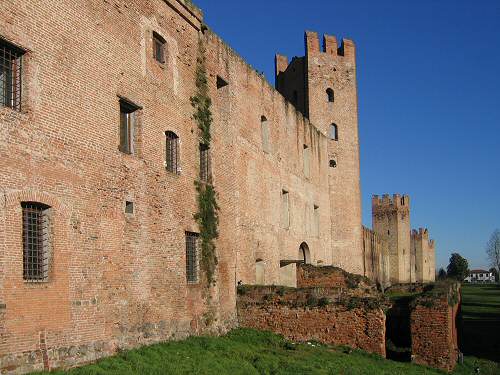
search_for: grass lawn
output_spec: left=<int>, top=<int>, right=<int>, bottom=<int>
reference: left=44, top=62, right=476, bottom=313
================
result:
left=460, top=283, right=500, bottom=363
left=31, top=328, right=499, bottom=375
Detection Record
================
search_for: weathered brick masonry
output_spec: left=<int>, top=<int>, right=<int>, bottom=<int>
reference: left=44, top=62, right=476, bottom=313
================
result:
left=0, top=0, right=366, bottom=372
left=237, top=285, right=387, bottom=357
left=410, top=283, right=461, bottom=372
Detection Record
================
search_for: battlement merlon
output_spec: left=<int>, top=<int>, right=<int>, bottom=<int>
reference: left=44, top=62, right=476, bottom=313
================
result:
left=411, top=228, right=435, bottom=248
left=372, top=193, right=410, bottom=211
left=305, top=31, right=355, bottom=61
left=275, top=54, right=289, bottom=76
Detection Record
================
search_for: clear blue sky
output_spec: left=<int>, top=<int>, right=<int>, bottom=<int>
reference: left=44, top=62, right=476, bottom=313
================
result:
left=194, top=0, right=500, bottom=270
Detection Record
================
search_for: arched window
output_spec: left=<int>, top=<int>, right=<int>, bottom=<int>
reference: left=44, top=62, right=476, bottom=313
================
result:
left=330, top=123, right=338, bottom=141
left=326, top=88, right=334, bottom=103
left=261, top=116, right=270, bottom=153
left=165, top=131, right=180, bottom=174
left=329, top=159, right=337, bottom=168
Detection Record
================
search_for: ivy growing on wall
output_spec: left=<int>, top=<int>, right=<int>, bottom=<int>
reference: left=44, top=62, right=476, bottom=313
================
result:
left=191, top=35, right=219, bottom=286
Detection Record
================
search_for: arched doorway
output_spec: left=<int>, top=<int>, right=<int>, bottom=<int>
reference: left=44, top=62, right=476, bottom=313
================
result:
left=299, top=242, right=310, bottom=264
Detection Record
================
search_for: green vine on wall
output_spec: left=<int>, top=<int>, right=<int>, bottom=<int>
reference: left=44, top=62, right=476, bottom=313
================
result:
left=191, top=36, right=219, bottom=286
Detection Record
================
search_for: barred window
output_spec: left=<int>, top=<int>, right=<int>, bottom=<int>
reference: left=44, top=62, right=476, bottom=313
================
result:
left=22, top=202, right=51, bottom=282
left=119, top=99, right=139, bottom=154
left=199, top=143, right=211, bottom=183
left=165, top=131, right=180, bottom=174
left=185, top=232, right=199, bottom=283
left=1, top=39, right=24, bottom=111
left=153, top=32, right=166, bottom=64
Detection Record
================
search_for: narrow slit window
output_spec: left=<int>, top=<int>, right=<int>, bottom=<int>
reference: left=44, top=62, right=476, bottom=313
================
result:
left=330, top=123, right=338, bottom=141
left=313, top=205, right=320, bottom=237
left=22, top=202, right=51, bottom=282
left=326, top=88, right=334, bottom=103
left=261, top=116, right=270, bottom=153
left=153, top=32, right=166, bottom=64
left=119, top=99, right=139, bottom=154
left=199, top=143, right=211, bottom=183
left=1, top=39, right=24, bottom=111
left=281, top=190, right=290, bottom=229
left=303, top=144, right=310, bottom=178
left=185, top=232, right=199, bottom=283
left=165, top=131, right=180, bottom=174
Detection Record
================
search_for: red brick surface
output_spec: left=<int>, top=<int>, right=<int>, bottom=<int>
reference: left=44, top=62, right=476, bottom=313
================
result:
left=410, top=287, right=460, bottom=372
left=237, top=286, right=386, bottom=357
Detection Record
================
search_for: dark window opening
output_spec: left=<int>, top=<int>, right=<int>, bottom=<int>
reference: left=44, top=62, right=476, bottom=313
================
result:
left=216, top=75, right=228, bottom=89
left=125, top=201, right=134, bottom=214
left=165, top=131, right=180, bottom=174
left=326, top=88, right=334, bottom=103
left=22, top=202, right=51, bottom=282
left=186, top=232, right=199, bottom=283
left=153, top=32, right=166, bottom=64
left=330, top=123, right=338, bottom=141
left=329, top=159, right=337, bottom=168
left=119, top=99, right=139, bottom=154
left=199, top=143, right=211, bottom=183
left=292, top=91, right=298, bottom=105
left=1, top=39, right=24, bottom=111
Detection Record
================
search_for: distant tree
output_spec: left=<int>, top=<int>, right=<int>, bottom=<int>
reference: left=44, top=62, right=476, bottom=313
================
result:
left=447, top=253, right=469, bottom=281
left=437, top=268, right=447, bottom=280
left=486, top=229, right=500, bottom=277
left=490, top=267, right=499, bottom=283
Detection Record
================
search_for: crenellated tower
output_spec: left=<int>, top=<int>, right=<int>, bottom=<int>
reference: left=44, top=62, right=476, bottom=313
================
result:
left=372, top=194, right=411, bottom=284
left=411, top=228, right=436, bottom=283
left=275, top=31, right=363, bottom=273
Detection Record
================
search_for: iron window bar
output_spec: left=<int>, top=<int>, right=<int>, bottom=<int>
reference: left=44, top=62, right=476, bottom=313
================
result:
left=0, top=39, right=24, bottom=111
left=22, top=202, right=51, bottom=282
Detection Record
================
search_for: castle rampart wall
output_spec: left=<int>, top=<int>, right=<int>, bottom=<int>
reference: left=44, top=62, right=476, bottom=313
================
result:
left=0, top=0, right=363, bottom=372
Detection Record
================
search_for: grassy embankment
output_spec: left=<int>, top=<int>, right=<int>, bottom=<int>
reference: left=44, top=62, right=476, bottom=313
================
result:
left=31, top=327, right=499, bottom=375
left=460, top=283, right=500, bottom=363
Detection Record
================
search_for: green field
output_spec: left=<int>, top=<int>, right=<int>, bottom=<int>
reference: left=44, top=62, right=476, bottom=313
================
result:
left=32, top=328, right=499, bottom=375
left=460, top=283, right=500, bottom=362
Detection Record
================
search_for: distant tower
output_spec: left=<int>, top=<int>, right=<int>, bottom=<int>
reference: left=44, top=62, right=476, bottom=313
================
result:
left=411, top=228, right=436, bottom=283
left=372, top=194, right=411, bottom=284
left=275, top=31, right=363, bottom=273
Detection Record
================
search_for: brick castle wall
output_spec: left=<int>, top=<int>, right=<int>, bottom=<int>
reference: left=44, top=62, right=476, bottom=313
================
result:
left=0, top=0, right=365, bottom=372
left=237, top=286, right=386, bottom=357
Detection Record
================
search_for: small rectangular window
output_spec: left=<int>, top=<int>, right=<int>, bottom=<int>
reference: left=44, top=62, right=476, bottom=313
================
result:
left=281, top=190, right=290, bottom=229
left=119, top=99, right=139, bottom=154
left=125, top=201, right=134, bottom=214
left=1, top=39, right=24, bottom=111
left=153, top=32, right=166, bottom=64
left=199, top=143, right=211, bottom=182
left=22, top=202, right=51, bottom=282
left=186, top=232, right=199, bottom=283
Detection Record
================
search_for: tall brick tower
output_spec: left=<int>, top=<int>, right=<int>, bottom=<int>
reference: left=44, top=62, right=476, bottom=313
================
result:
left=372, top=194, right=412, bottom=283
left=275, top=31, right=363, bottom=273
